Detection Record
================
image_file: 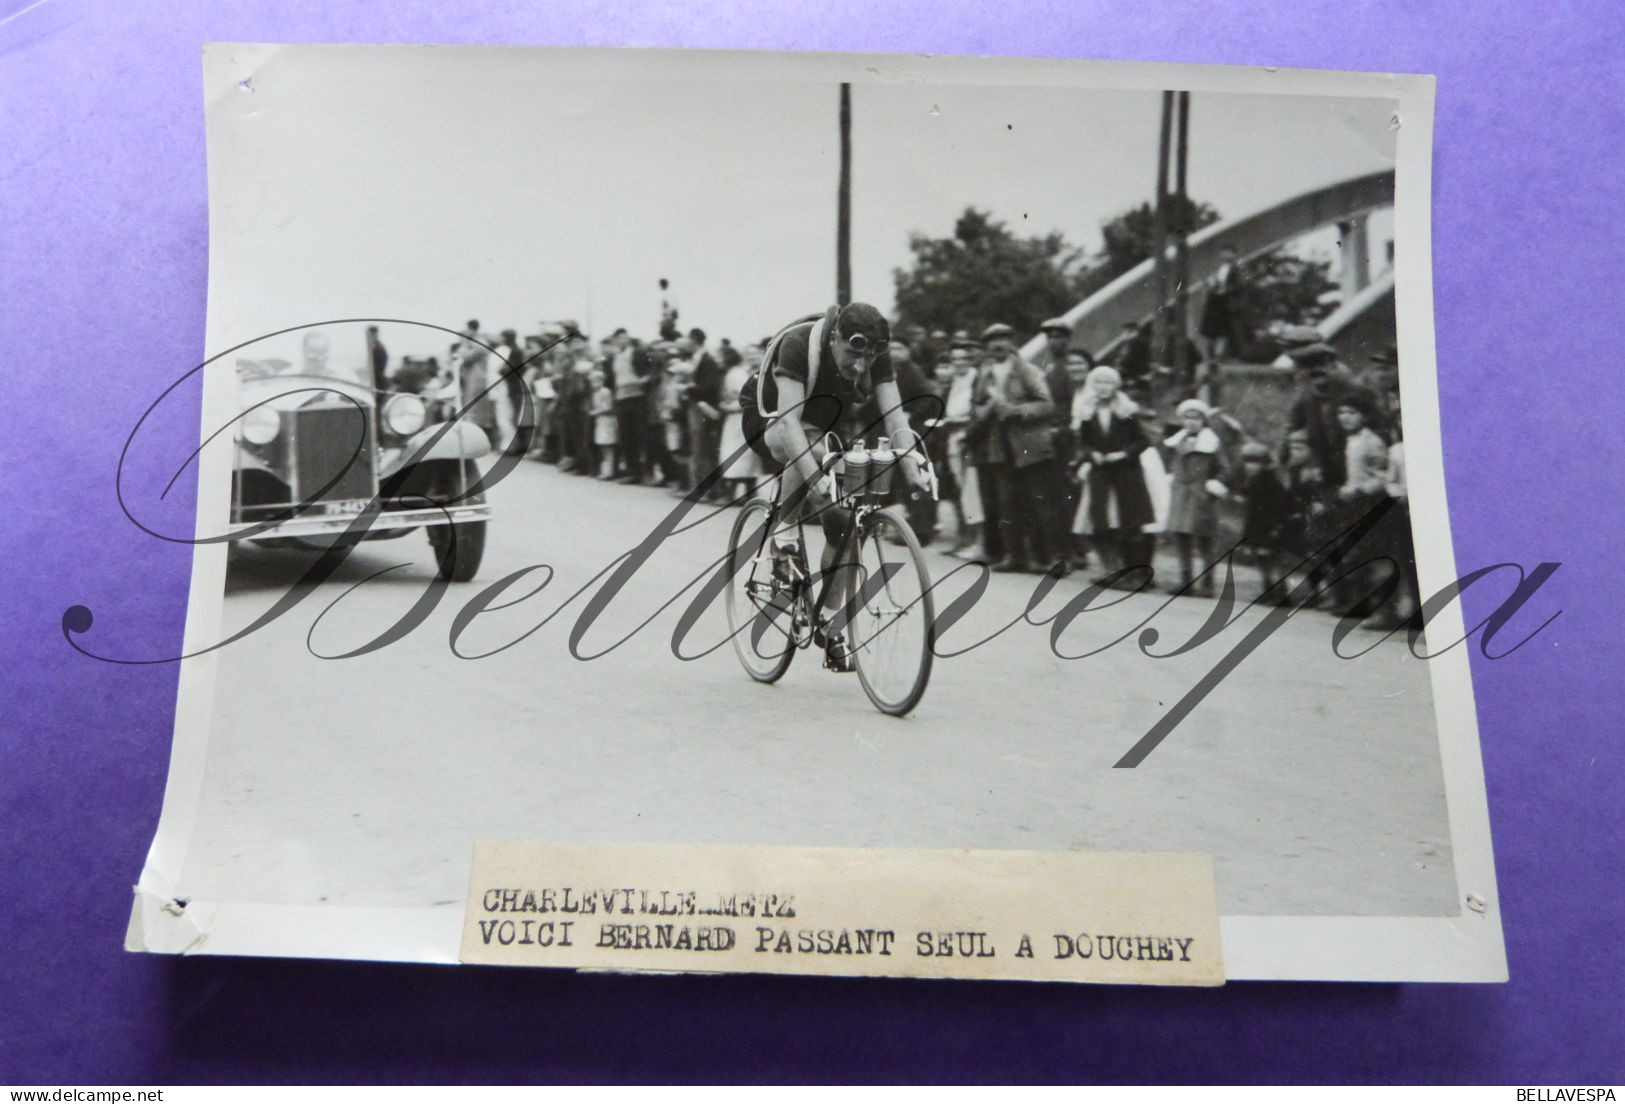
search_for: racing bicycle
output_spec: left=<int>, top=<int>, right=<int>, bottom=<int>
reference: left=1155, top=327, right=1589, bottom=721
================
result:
left=723, top=436, right=938, bottom=716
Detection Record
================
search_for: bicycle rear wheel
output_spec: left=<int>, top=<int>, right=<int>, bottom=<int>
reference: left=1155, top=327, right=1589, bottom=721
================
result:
left=848, top=506, right=934, bottom=716
left=724, top=498, right=800, bottom=684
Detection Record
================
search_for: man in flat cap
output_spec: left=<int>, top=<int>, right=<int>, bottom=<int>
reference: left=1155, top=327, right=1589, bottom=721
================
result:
left=966, top=322, right=1058, bottom=573
left=1282, top=343, right=1381, bottom=486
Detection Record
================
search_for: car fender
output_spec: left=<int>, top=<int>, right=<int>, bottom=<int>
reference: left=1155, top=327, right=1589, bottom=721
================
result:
left=397, top=421, right=491, bottom=465
left=233, top=449, right=279, bottom=476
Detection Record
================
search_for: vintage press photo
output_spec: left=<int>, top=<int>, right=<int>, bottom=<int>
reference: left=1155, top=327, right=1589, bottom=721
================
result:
left=123, top=44, right=1505, bottom=981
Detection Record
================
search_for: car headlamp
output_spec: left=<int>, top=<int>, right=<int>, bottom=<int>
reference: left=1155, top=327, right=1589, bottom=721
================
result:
left=383, top=393, right=428, bottom=437
left=240, top=406, right=281, bottom=446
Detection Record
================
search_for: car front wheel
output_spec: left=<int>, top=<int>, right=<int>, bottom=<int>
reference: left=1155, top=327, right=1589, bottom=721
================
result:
left=427, top=520, right=486, bottom=582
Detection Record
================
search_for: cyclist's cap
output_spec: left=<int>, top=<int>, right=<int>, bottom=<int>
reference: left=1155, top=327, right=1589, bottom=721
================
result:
left=836, top=302, right=890, bottom=354
left=1040, top=317, right=1072, bottom=335
left=981, top=322, right=1016, bottom=341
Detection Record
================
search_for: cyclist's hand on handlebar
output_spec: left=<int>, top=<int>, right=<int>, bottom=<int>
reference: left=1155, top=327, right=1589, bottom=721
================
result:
left=814, top=470, right=838, bottom=507
left=902, top=455, right=934, bottom=497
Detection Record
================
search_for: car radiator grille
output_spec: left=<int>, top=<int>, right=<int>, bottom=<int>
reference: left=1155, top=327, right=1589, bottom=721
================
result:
left=292, top=404, right=375, bottom=503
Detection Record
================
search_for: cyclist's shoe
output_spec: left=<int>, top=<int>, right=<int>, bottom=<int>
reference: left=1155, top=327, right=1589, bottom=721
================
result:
left=823, top=633, right=857, bottom=673
left=814, top=617, right=856, bottom=673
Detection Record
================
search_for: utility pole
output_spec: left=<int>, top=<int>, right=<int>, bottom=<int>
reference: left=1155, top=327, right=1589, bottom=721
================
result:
left=1150, top=90, right=1174, bottom=378
left=836, top=83, right=853, bottom=306
left=1172, top=90, right=1192, bottom=384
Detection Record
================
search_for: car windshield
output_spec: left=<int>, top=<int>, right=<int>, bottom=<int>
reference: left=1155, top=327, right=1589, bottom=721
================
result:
left=234, top=329, right=371, bottom=388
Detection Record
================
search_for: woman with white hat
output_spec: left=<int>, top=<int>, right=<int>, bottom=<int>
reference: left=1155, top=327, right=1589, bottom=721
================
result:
left=1071, top=364, right=1157, bottom=585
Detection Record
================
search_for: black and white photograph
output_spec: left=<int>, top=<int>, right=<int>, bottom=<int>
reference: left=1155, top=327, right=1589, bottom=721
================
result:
left=127, top=44, right=1501, bottom=981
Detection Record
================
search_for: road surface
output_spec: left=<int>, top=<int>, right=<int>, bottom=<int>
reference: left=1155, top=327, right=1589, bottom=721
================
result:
left=175, top=459, right=1458, bottom=917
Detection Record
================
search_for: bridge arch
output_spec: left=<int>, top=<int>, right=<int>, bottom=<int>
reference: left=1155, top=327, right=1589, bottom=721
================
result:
left=1020, top=169, right=1396, bottom=363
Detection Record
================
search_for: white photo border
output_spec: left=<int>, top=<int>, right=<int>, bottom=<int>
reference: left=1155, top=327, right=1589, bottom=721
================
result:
left=128, top=44, right=1502, bottom=982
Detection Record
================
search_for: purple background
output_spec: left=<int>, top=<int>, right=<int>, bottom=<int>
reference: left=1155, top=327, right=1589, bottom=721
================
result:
left=3, top=0, right=1621, bottom=1085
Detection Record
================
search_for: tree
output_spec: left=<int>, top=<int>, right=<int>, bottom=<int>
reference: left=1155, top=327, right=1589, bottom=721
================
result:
left=892, top=208, right=1091, bottom=338
left=1099, top=195, right=1221, bottom=277
left=1097, top=196, right=1334, bottom=361
left=1228, top=249, right=1339, bottom=357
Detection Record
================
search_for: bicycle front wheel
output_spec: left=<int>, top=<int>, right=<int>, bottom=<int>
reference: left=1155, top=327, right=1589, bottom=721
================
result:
left=724, top=498, right=799, bottom=684
left=848, top=506, right=935, bottom=716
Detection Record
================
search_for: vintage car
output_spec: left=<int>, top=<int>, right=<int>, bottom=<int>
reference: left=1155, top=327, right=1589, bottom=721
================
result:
left=231, top=328, right=493, bottom=582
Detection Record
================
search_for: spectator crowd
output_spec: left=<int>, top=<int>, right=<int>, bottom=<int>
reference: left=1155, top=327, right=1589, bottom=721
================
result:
left=377, top=307, right=1419, bottom=633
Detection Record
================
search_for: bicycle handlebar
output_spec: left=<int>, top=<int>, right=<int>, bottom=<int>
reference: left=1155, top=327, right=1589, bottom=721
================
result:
left=901, top=440, right=940, bottom=503
left=817, top=438, right=940, bottom=505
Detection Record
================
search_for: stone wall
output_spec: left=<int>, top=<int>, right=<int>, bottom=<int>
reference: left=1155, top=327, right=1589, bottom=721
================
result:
left=1209, top=363, right=1302, bottom=448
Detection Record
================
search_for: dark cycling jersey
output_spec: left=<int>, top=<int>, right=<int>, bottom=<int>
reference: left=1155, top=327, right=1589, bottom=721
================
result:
left=754, top=314, right=894, bottom=424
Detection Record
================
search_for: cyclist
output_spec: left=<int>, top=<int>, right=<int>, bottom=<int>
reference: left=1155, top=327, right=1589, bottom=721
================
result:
left=737, top=302, right=933, bottom=670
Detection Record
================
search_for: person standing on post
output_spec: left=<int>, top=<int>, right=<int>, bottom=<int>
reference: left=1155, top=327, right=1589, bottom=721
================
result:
left=658, top=278, right=681, bottom=342
left=1199, top=245, right=1246, bottom=369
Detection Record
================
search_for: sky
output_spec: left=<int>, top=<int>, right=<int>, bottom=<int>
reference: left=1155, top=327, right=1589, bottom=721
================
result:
left=209, top=47, right=1397, bottom=364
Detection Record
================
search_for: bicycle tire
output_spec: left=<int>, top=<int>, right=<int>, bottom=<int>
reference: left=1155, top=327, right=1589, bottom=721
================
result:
left=724, top=498, right=799, bottom=684
left=848, top=505, right=935, bottom=716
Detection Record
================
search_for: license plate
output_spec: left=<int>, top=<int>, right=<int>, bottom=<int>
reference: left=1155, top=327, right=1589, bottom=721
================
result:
left=322, top=500, right=369, bottom=516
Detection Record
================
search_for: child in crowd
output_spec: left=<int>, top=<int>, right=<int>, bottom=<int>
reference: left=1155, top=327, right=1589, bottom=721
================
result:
left=1162, top=398, right=1228, bottom=595
left=660, top=357, right=690, bottom=476
left=1333, top=393, right=1391, bottom=614
left=1230, top=440, right=1294, bottom=601
left=589, top=369, right=618, bottom=478
left=1338, top=394, right=1389, bottom=504
left=1281, top=428, right=1336, bottom=589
